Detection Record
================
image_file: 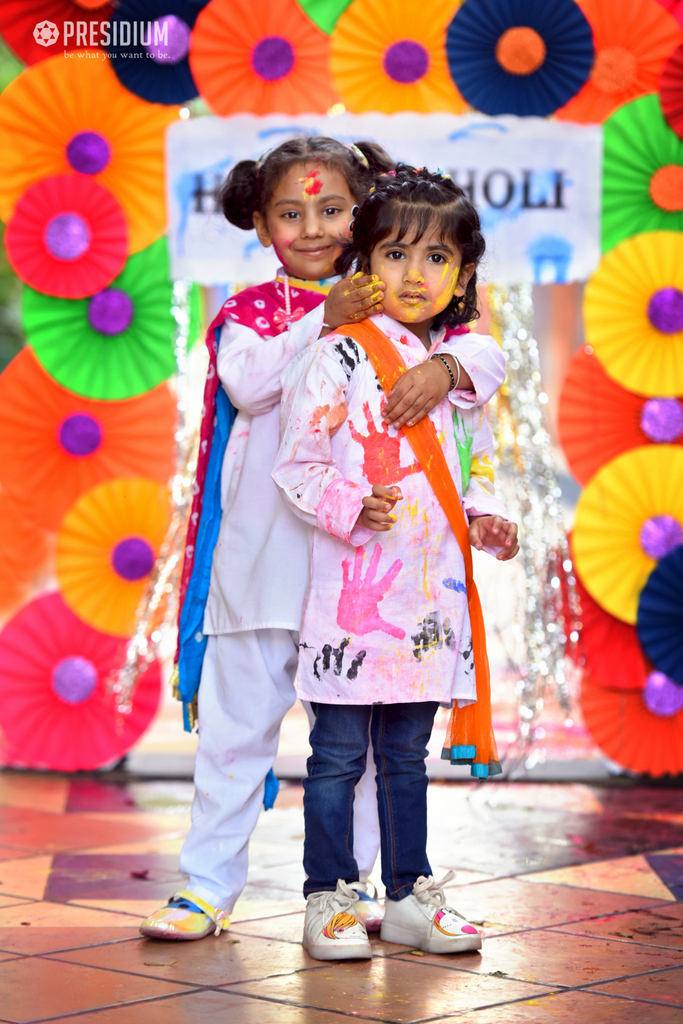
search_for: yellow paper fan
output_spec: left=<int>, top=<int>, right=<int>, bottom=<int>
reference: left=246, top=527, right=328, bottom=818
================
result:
left=0, top=52, right=179, bottom=255
left=56, top=478, right=170, bottom=638
left=330, top=0, right=466, bottom=113
left=573, top=445, right=683, bottom=624
left=584, top=230, right=683, bottom=396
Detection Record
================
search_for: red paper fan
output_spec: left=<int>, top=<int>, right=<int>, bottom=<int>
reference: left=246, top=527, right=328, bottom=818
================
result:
left=575, top=569, right=648, bottom=691
left=0, top=348, right=176, bottom=531
left=0, top=489, right=52, bottom=618
left=5, top=175, right=127, bottom=300
left=0, top=1, right=114, bottom=65
left=581, top=671, right=683, bottom=777
left=661, top=43, right=683, bottom=140
left=558, top=345, right=683, bottom=485
left=189, top=0, right=339, bottom=115
left=0, top=592, right=161, bottom=772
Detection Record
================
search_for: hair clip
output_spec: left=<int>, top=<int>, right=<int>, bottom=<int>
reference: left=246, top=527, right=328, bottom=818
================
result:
left=347, top=143, right=370, bottom=169
left=436, top=167, right=452, bottom=180
left=348, top=204, right=359, bottom=232
left=380, top=169, right=397, bottom=178
left=255, top=148, right=273, bottom=173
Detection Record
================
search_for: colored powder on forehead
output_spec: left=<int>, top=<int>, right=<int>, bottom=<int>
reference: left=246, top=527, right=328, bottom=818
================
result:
left=298, top=169, right=323, bottom=197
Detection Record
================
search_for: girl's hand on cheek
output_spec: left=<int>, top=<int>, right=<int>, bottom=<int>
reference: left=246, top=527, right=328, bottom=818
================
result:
left=468, top=516, right=520, bottom=560
left=322, top=274, right=385, bottom=331
left=383, top=359, right=450, bottom=429
left=357, top=485, right=402, bottom=532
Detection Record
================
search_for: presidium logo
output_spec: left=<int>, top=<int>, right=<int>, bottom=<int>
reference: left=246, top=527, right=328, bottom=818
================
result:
left=32, top=20, right=175, bottom=50
left=34, top=21, right=59, bottom=47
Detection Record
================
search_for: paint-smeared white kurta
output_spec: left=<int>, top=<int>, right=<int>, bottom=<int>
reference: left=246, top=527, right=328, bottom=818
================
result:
left=273, top=313, right=507, bottom=706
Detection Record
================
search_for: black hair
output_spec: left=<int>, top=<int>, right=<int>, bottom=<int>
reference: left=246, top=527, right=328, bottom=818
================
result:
left=335, top=164, right=485, bottom=328
left=218, top=136, right=395, bottom=231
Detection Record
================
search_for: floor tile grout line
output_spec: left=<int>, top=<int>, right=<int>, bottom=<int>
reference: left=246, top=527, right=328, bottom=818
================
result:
left=0, top=987, right=211, bottom=1024
left=0, top=935, right=144, bottom=959
left=542, top=923, right=683, bottom=953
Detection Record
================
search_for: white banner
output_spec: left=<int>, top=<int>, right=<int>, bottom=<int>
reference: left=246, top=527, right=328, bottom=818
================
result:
left=166, top=113, right=602, bottom=286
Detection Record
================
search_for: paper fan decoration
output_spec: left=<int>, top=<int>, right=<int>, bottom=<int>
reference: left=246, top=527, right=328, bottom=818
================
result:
left=637, top=546, right=683, bottom=686
left=0, top=53, right=179, bottom=255
left=0, top=1, right=113, bottom=65
left=555, top=0, right=682, bottom=123
left=0, top=348, right=175, bottom=532
left=601, top=95, right=683, bottom=254
left=331, top=0, right=465, bottom=114
left=57, top=478, right=170, bottom=638
left=584, top=231, right=683, bottom=397
left=656, top=0, right=683, bottom=29
left=581, top=672, right=683, bottom=777
left=107, top=0, right=204, bottom=105
left=573, top=445, right=683, bottom=625
left=0, top=592, right=161, bottom=772
left=22, top=237, right=184, bottom=399
left=445, top=0, right=594, bottom=117
left=661, top=43, right=683, bottom=141
left=5, top=175, right=127, bottom=300
left=189, top=0, right=339, bottom=115
left=0, top=489, right=52, bottom=617
left=558, top=345, right=683, bottom=485
left=298, top=0, right=352, bottom=34
left=574, top=568, right=648, bottom=691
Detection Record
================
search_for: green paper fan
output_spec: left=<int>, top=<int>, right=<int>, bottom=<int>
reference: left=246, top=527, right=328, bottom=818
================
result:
left=22, top=238, right=194, bottom=401
left=298, top=0, right=352, bottom=34
left=602, top=94, right=683, bottom=254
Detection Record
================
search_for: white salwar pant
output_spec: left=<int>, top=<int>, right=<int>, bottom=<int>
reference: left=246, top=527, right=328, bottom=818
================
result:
left=180, top=630, right=380, bottom=914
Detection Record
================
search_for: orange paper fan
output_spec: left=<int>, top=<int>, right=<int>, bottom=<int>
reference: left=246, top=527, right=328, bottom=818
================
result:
left=331, top=0, right=465, bottom=114
left=555, top=0, right=683, bottom=123
left=56, top=477, right=170, bottom=638
left=0, top=53, right=179, bottom=255
left=189, top=0, right=339, bottom=116
left=0, top=489, right=52, bottom=618
left=0, top=348, right=175, bottom=532
left=661, top=42, right=683, bottom=140
left=558, top=345, right=683, bottom=485
left=581, top=672, right=683, bottom=777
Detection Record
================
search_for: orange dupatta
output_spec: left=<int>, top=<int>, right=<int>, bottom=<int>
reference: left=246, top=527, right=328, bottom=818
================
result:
left=341, top=320, right=501, bottom=778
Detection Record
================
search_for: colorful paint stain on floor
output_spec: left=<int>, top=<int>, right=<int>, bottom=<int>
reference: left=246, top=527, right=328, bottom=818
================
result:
left=0, top=772, right=681, bottom=1022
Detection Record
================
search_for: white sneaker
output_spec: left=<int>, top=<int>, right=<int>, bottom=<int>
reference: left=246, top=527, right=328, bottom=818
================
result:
left=380, top=871, right=482, bottom=954
left=303, top=879, right=372, bottom=961
left=350, top=878, right=384, bottom=933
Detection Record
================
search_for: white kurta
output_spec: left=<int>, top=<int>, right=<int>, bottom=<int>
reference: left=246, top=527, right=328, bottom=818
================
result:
left=204, top=301, right=506, bottom=638
left=273, top=314, right=507, bottom=707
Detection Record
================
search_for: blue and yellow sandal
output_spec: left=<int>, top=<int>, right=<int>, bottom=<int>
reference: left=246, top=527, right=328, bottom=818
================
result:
left=139, top=890, right=228, bottom=940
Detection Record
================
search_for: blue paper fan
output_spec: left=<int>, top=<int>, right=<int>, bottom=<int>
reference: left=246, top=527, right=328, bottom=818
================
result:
left=446, top=0, right=594, bottom=117
left=107, top=0, right=208, bottom=105
left=637, top=545, right=683, bottom=685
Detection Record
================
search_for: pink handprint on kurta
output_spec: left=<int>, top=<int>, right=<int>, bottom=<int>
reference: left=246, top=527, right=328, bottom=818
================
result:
left=348, top=401, right=421, bottom=486
left=337, top=545, right=405, bottom=639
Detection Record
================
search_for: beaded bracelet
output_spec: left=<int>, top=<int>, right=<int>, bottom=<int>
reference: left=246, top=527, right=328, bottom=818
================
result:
left=433, top=353, right=460, bottom=392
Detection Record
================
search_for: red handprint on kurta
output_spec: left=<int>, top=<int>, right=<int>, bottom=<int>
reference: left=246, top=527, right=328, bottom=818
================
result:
left=348, top=401, right=421, bottom=486
left=337, top=544, right=405, bottom=639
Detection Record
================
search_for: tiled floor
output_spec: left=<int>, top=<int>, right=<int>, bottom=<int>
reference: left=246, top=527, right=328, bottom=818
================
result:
left=0, top=772, right=682, bottom=1023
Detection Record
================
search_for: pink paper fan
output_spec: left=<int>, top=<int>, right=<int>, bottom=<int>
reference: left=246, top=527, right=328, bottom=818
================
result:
left=0, top=592, right=161, bottom=771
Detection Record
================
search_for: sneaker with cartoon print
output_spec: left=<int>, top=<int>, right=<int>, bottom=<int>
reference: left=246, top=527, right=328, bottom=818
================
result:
left=381, top=871, right=482, bottom=953
left=303, top=879, right=372, bottom=960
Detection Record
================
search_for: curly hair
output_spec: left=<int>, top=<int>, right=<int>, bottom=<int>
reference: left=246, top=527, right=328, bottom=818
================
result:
left=335, top=164, right=485, bottom=328
left=217, top=136, right=394, bottom=231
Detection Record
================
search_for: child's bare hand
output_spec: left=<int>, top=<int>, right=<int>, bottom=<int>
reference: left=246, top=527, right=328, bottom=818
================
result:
left=357, top=484, right=402, bottom=532
left=383, top=359, right=451, bottom=429
left=322, top=274, right=385, bottom=330
left=469, top=515, right=519, bottom=560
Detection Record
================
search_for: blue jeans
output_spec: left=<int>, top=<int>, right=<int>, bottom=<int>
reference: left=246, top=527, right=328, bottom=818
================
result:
left=303, top=701, right=439, bottom=901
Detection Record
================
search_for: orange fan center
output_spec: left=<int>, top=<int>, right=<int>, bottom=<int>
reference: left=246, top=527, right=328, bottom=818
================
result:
left=650, top=164, right=683, bottom=212
left=590, top=46, right=637, bottom=94
left=495, top=27, right=546, bottom=76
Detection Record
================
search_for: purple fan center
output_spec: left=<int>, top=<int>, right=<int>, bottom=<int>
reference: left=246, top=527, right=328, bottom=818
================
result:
left=88, top=289, right=134, bottom=336
left=643, top=671, right=683, bottom=717
left=641, top=398, right=683, bottom=443
left=44, top=213, right=91, bottom=261
left=383, top=41, right=429, bottom=84
left=66, top=132, right=111, bottom=175
left=112, top=537, right=155, bottom=581
left=640, top=515, right=683, bottom=560
left=51, top=656, right=98, bottom=705
left=145, top=15, right=191, bottom=64
left=647, top=287, right=683, bottom=333
left=251, top=36, right=295, bottom=81
left=58, top=414, right=102, bottom=456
